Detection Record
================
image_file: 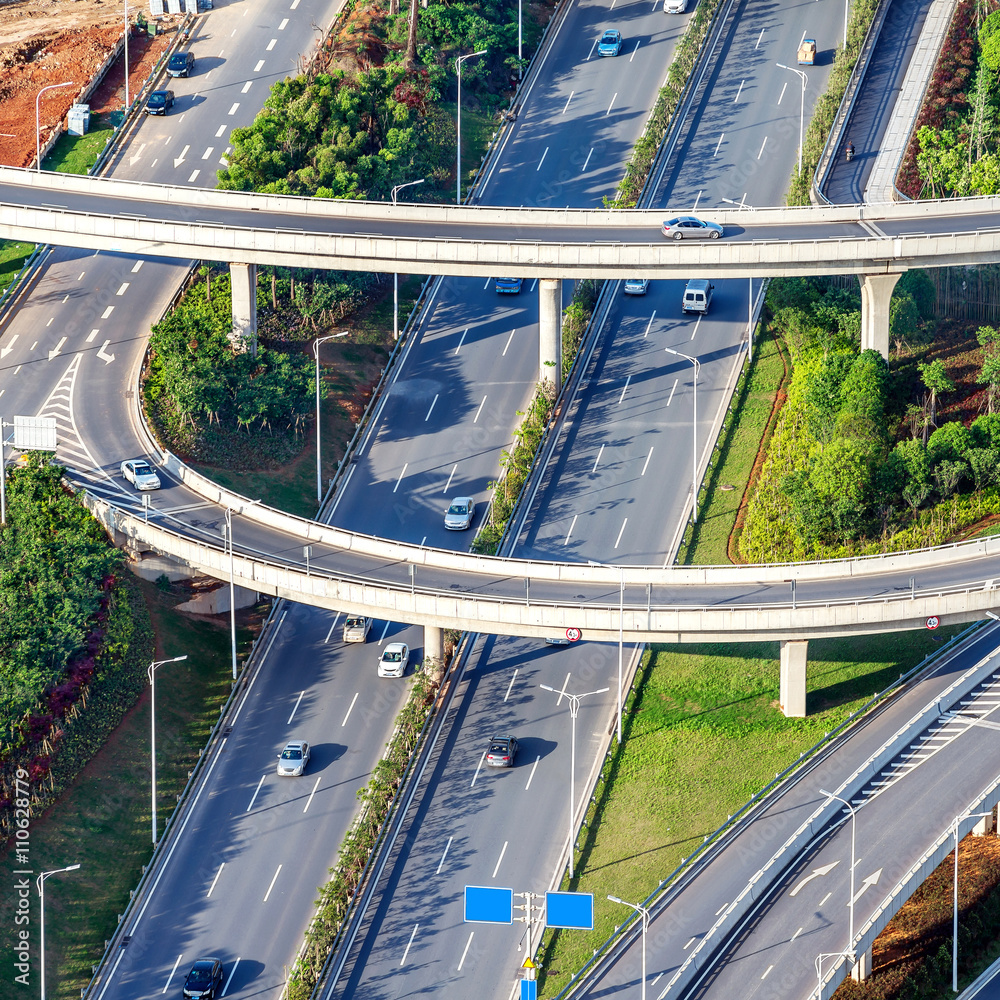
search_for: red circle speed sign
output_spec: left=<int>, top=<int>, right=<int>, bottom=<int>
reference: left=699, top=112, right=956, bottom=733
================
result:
left=565, top=628, right=582, bottom=642
left=926, top=616, right=940, bottom=630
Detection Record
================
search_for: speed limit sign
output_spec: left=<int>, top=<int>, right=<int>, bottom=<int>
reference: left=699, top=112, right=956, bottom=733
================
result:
left=926, top=616, right=940, bottom=630
left=565, top=628, right=582, bottom=642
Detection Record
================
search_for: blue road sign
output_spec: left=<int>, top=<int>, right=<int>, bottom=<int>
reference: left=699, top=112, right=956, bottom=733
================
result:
left=521, top=980, right=538, bottom=1000
left=546, top=891, right=594, bottom=929
left=465, top=885, right=514, bottom=923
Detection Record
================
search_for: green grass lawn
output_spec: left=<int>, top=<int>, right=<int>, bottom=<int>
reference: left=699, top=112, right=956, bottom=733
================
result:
left=43, top=113, right=116, bottom=175
left=0, top=240, right=36, bottom=298
left=0, top=580, right=257, bottom=1000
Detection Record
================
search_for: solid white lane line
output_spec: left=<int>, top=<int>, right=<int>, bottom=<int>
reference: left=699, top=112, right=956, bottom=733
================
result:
left=502, top=329, right=516, bottom=355
left=581, top=147, right=593, bottom=172
left=392, top=463, right=408, bottom=493
left=641, top=447, right=654, bottom=476
left=643, top=311, right=657, bottom=337
left=221, top=959, right=240, bottom=995
left=614, top=518, right=628, bottom=548
left=618, top=374, right=631, bottom=404
left=425, top=393, right=439, bottom=421
left=263, top=865, right=282, bottom=901
left=525, top=754, right=540, bottom=790
left=536, top=146, right=549, bottom=170
left=247, top=774, right=266, bottom=811
left=504, top=669, right=519, bottom=702
left=592, top=444, right=605, bottom=474
left=455, top=328, right=468, bottom=354
left=734, top=79, right=744, bottom=102
left=279, top=17, right=289, bottom=28
left=162, top=954, right=183, bottom=993
left=401, top=924, right=419, bottom=965
left=473, top=395, right=487, bottom=423
left=629, top=40, right=640, bottom=61
left=287, top=690, right=304, bottom=724
left=303, top=775, right=321, bottom=813
left=778, top=80, right=788, bottom=105
left=492, top=841, right=508, bottom=878
left=241, top=81, right=253, bottom=93
left=215, top=124, right=226, bottom=137
left=266, top=38, right=277, bottom=49
left=228, top=103, right=240, bottom=115
left=254, top=59, right=265, bottom=71
left=666, top=378, right=679, bottom=405
left=458, top=931, right=475, bottom=971
left=341, top=692, right=359, bottom=726
left=714, top=134, right=724, bottom=156
left=130, top=260, right=143, bottom=272
left=443, top=463, right=457, bottom=494
left=562, top=90, right=574, bottom=113
left=378, top=620, right=391, bottom=642
left=471, top=750, right=486, bottom=787
left=563, top=514, right=577, bottom=545
left=207, top=863, right=225, bottom=897
left=436, top=837, right=453, bottom=874
left=757, top=136, right=767, bottom=159
left=557, top=672, right=570, bottom=704
left=606, top=93, right=618, bottom=115
left=324, top=611, right=342, bottom=642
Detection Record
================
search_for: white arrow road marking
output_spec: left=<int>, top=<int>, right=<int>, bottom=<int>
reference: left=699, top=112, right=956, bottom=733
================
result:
left=48, top=336, right=66, bottom=360
left=790, top=861, right=840, bottom=896
left=850, top=868, right=883, bottom=905
left=128, top=142, right=146, bottom=167
left=96, top=340, right=116, bottom=365
left=173, top=144, right=190, bottom=168
left=0, top=334, right=17, bottom=358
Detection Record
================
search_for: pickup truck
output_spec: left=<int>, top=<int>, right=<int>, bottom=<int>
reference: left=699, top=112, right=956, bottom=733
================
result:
left=797, top=38, right=816, bottom=65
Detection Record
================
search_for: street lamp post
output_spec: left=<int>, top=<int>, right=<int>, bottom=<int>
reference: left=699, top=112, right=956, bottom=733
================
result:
left=608, top=895, right=650, bottom=1000
left=952, top=808, right=995, bottom=991
left=664, top=347, right=701, bottom=523
left=390, top=180, right=424, bottom=342
left=313, top=332, right=349, bottom=504
left=455, top=50, right=487, bottom=205
left=776, top=63, right=808, bottom=174
left=124, top=0, right=130, bottom=109
left=221, top=502, right=259, bottom=680
left=540, top=681, right=610, bottom=877
left=35, top=82, right=75, bottom=171
left=820, top=788, right=857, bottom=960
left=149, top=655, right=188, bottom=846
left=37, top=863, right=81, bottom=1000
left=815, top=951, right=848, bottom=1000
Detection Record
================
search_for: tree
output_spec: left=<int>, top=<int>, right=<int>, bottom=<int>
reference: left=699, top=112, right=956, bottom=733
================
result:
left=977, top=352, right=1000, bottom=414
left=919, top=358, right=954, bottom=433
left=405, top=0, right=419, bottom=71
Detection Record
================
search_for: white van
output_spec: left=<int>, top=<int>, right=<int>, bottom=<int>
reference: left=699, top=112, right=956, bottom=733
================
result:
left=682, top=279, right=714, bottom=314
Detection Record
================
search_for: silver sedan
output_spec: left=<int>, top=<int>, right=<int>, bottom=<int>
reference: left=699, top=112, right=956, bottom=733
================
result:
left=661, top=216, right=724, bottom=240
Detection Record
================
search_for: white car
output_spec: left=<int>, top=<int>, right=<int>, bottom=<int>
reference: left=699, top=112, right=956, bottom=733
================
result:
left=277, top=740, right=310, bottom=776
left=121, top=459, right=161, bottom=490
left=343, top=615, right=373, bottom=642
left=378, top=642, right=409, bottom=678
left=623, top=278, right=649, bottom=295
left=444, top=497, right=476, bottom=530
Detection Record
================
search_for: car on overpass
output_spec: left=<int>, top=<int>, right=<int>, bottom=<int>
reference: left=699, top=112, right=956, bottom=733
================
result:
left=662, top=216, right=723, bottom=240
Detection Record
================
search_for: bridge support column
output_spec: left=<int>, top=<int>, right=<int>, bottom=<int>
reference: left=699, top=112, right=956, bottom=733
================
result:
left=851, top=946, right=873, bottom=982
left=539, top=278, right=562, bottom=387
left=859, top=273, right=901, bottom=360
left=229, top=262, right=258, bottom=354
left=779, top=640, right=808, bottom=718
left=424, top=625, right=445, bottom=683
left=974, top=811, right=995, bottom=836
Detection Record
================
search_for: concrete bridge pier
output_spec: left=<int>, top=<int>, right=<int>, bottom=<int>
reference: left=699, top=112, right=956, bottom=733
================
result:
left=779, top=640, right=808, bottom=718
left=859, top=272, right=902, bottom=360
left=229, top=262, right=258, bottom=354
left=539, top=277, right=562, bottom=386
left=851, top=946, right=873, bottom=982
left=974, top=811, right=995, bottom=836
left=424, top=625, right=445, bottom=682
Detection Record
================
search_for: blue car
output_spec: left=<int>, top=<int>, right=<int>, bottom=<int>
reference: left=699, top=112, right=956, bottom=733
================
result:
left=598, top=29, right=623, bottom=56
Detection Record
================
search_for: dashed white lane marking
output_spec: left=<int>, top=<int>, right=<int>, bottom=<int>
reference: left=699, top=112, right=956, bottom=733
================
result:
left=202, top=147, right=214, bottom=159
left=266, top=38, right=277, bottom=50
left=228, top=103, right=240, bottom=115
left=131, top=260, right=143, bottom=272
left=77, top=271, right=85, bottom=280
left=207, top=863, right=225, bottom=897
left=562, top=90, right=574, bottom=114
left=443, top=463, right=457, bottom=494
left=778, top=80, right=788, bottom=105
left=734, top=79, right=745, bottom=102
left=629, top=39, right=640, bottom=61
left=525, top=755, right=540, bottom=790
left=761, top=965, right=773, bottom=980
left=401, top=924, right=419, bottom=965
left=162, top=954, right=183, bottom=993
left=454, top=328, right=467, bottom=354
left=279, top=17, right=289, bottom=28
left=46, top=317, right=53, bottom=327
left=341, top=692, right=359, bottom=726
left=643, top=311, right=657, bottom=337
left=246, top=774, right=266, bottom=811
left=581, top=147, right=593, bottom=172
left=614, top=518, right=628, bottom=548
left=425, top=393, right=438, bottom=421
left=61, top=294, right=68, bottom=303
left=470, top=750, right=486, bottom=787
left=242, top=81, right=253, bottom=93
left=254, top=59, right=265, bottom=72
left=641, top=447, right=653, bottom=476
left=757, top=136, right=767, bottom=159
left=591, top=444, right=605, bottom=474
left=290, top=0, right=300, bottom=8
left=606, top=93, right=618, bottom=115
left=222, top=960, right=240, bottom=995
left=791, top=926, right=803, bottom=941
left=755, top=26, right=765, bottom=47
left=215, top=124, right=226, bottom=137
left=116, top=282, right=129, bottom=296
left=714, top=133, right=724, bottom=156
left=492, top=841, right=508, bottom=878
left=502, top=329, right=515, bottom=355
left=263, top=865, right=282, bottom=901
left=684, top=937, right=696, bottom=949
left=286, top=690, right=304, bottom=724
left=101, top=306, right=114, bottom=319
left=563, top=514, right=577, bottom=545
left=303, top=775, right=321, bottom=813
left=457, top=931, right=475, bottom=971
left=188, top=170, right=200, bottom=183
left=473, top=395, right=487, bottom=423
left=820, top=892, right=832, bottom=906
left=504, top=669, right=519, bottom=702
left=618, top=374, right=631, bottom=404
left=715, top=903, right=728, bottom=916
left=536, top=146, right=548, bottom=171
left=666, top=378, right=679, bottom=405
left=436, top=837, right=453, bottom=874
left=86, top=330, right=99, bottom=343
left=392, top=463, right=408, bottom=493
left=324, top=612, right=342, bottom=642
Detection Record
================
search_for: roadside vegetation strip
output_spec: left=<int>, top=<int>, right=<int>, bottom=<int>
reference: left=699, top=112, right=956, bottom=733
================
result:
left=535, top=632, right=967, bottom=996
left=285, top=671, right=437, bottom=1000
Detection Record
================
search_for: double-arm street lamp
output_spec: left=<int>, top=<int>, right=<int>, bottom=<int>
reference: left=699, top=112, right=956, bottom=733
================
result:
left=35, top=82, right=75, bottom=172
left=313, top=332, right=349, bottom=504
left=38, top=863, right=81, bottom=1000
left=390, top=179, right=424, bottom=341
left=149, top=655, right=188, bottom=846
left=776, top=63, right=808, bottom=174
left=455, top=50, right=487, bottom=205
left=540, top=681, right=610, bottom=877
left=664, top=347, right=701, bottom=523
left=608, top=895, right=651, bottom=1000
